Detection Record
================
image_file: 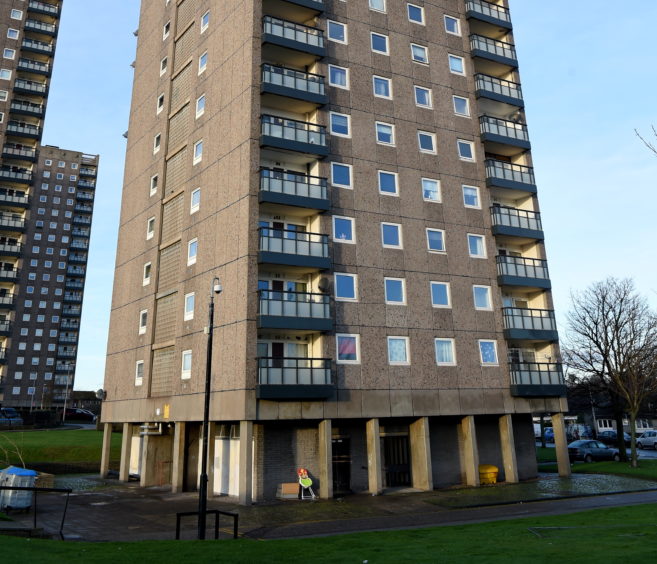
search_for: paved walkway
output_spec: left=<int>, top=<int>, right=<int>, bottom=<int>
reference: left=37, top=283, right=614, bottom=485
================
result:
left=5, top=475, right=657, bottom=542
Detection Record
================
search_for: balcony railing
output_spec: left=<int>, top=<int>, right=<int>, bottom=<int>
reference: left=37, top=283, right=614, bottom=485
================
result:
left=58, top=334, right=78, bottom=343
left=14, top=78, right=48, bottom=94
left=57, top=349, right=76, bottom=358
left=2, top=146, right=36, bottom=160
left=258, top=289, right=332, bottom=330
left=262, top=63, right=326, bottom=102
left=485, top=159, right=536, bottom=191
left=0, top=268, right=19, bottom=280
left=0, top=320, right=11, bottom=334
left=65, top=279, right=84, bottom=289
left=68, top=253, right=87, bottom=263
left=503, top=307, right=557, bottom=334
left=260, top=168, right=329, bottom=209
left=9, top=100, right=44, bottom=116
left=490, top=206, right=542, bottom=234
left=75, top=191, right=94, bottom=201
left=72, top=216, right=92, bottom=225
left=261, top=114, right=328, bottom=155
left=466, top=0, right=511, bottom=26
left=17, top=58, right=50, bottom=74
left=60, top=319, right=79, bottom=329
left=259, top=227, right=329, bottom=266
left=497, top=255, right=550, bottom=285
left=55, top=363, right=75, bottom=373
left=0, top=294, right=15, bottom=307
left=71, top=228, right=90, bottom=238
left=74, top=203, right=93, bottom=213
left=510, top=362, right=566, bottom=397
left=470, top=34, right=517, bottom=65
left=263, top=15, right=325, bottom=51
left=21, top=38, right=53, bottom=53
left=62, top=306, right=82, bottom=316
left=28, top=1, right=60, bottom=16
left=77, top=179, right=95, bottom=189
left=64, top=292, right=83, bottom=302
left=0, top=241, right=22, bottom=254
left=0, top=214, right=25, bottom=229
left=70, top=239, right=89, bottom=249
left=79, top=167, right=97, bottom=177
left=479, top=115, right=529, bottom=146
left=67, top=266, right=86, bottom=276
left=6, top=122, right=40, bottom=138
left=475, top=73, right=523, bottom=105
left=257, top=357, right=333, bottom=399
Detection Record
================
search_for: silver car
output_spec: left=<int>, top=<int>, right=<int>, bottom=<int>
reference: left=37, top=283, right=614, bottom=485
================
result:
left=637, top=430, right=657, bottom=450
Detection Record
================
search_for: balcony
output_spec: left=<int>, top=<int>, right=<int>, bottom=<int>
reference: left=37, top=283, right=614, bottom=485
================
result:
left=28, top=1, right=60, bottom=16
left=497, top=255, right=551, bottom=290
left=257, top=357, right=334, bottom=400
left=77, top=179, right=96, bottom=189
left=70, top=239, right=89, bottom=249
left=57, top=349, right=76, bottom=358
left=0, top=191, right=30, bottom=207
left=67, top=266, right=86, bottom=277
left=68, top=253, right=87, bottom=264
left=2, top=145, right=37, bottom=162
left=71, top=228, right=90, bottom=238
left=72, top=216, right=92, bottom=225
left=259, top=227, right=330, bottom=269
left=17, top=57, right=50, bottom=75
left=74, top=203, right=93, bottom=214
left=65, top=279, right=84, bottom=289
left=58, top=334, right=78, bottom=344
left=60, top=319, right=79, bottom=330
left=75, top=191, right=94, bottom=201
left=21, top=38, right=54, bottom=54
left=261, top=115, right=328, bottom=156
left=470, top=34, right=517, bottom=69
left=64, top=292, right=83, bottom=303
left=0, top=168, right=32, bottom=183
left=79, top=167, right=97, bottom=177
left=62, top=306, right=81, bottom=317
left=55, top=363, right=75, bottom=373
left=503, top=308, right=558, bottom=341
left=0, top=241, right=22, bottom=256
left=25, top=19, right=57, bottom=36
left=510, top=362, right=566, bottom=397
left=0, top=268, right=19, bottom=281
left=5, top=122, right=40, bottom=139
left=0, top=348, right=6, bottom=364
left=260, top=168, right=329, bottom=211
left=479, top=115, right=530, bottom=152
left=0, top=214, right=25, bottom=231
left=262, top=16, right=325, bottom=63
left=272, top=0, right=325, bottom=12
left=475, top=73, right=523, bottom=107
left=466, top=0, right=512, bottom=29
left=485, top=159, right=536, bottom=194
left=9, top=100, right=44, bottom=117
left=0, top=294, right=15, bottom=308
left=0, top=320, right=11, bottom=336
left=258, top=290, right=332, bottom=331
left=14, top=78, right=48, bottom=95
left=262, top=64, right=327, bottom=108
left=490, top=206, right=543, bottom=240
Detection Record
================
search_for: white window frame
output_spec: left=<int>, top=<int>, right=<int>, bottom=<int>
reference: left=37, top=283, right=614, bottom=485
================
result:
left=384, top=277, right=406, bottom=305
left=7, top=29, right=19, bottom=40
left=327, top=20, right=348, bottom=44
left=153, top=133, right=161, bottom=154
left=150, top=174, right=158, bottom=196
left=414, top=86, right=432, bottom=108
left=193, top=140, right=203, bottom=164
left=336, top=333, right=361, bottom=364
left=422, top=178, right=441, bottom=203
left=331, top=162, right=353, bottom=189
left=444, top=15, right=461, bottom=36
left=430, top=281, right=451, bottom=309
left=407, top=3, right=425, bottom=24
left=473, top=285, right=492, bottom=311
left=381, top=223, right=403, bottom=249
left=190, top=187, right=201, bottom=213
left=457, top=139, right=475, bottom=161
left=184, top=292, right=195, bottom=320
left=329, top=111, right=351, bottom=138
left=196, top=94, right=205, bottom=118
left=370, top=32, right=389, bottom=55
left=410, top=43, right=429, bottom=64
left=187, top=238, right=198, bottom=265
left=372, top=75, right=392, bottom=99
left=139, top=310, right=148, bottom=335
left=333, top=215, right=356, bottom=244
left=426, top=228, right=446, bottom=253
left=10, top=9, right=23, bottom=20
left=462, top=185, right=480, bottom=209
left=198, top=51, right=208, bottom=74
left=163, top=21, right=170, bottom=40
left=181, top=350, right=192, bottom=379
left=3, top=48, right=16, bottom=60
left=160, top=57, right=168, bottom=76
left=200, top=10, right=210, bottom=33
left=156, top=93, right=164, bottom=114
left=135, top=361, right=144, bottom=386
left=434, top=338, right=456, bottom=366
left=143, top=262, right=152, bottom=285
left=146, top=217, right=155, bottom=240
left=334, top=273, right=358, bottom=302
left=387, top=336, right=410, bottom=365
left=418, top=131, right=437, bottom=154
left=328, top=64, right=349, bottom=89
left=375, top=121, right=395, bottom=146
left=478, top=340, right=499, bottom=366
left=467, top=233, right=487, bottom=258
left=453, top=95, right=470, bottom=117
left=448, top=54, right=466, bottom=76
left=377, top=170, right=398, bottom=196
left=369, top=0, right=386, bottom=13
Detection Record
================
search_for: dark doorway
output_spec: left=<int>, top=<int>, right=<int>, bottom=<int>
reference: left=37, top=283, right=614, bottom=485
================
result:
left=332, top=437, right=351, bottom=495
left=383, top=436, right=411, bottom=487
left=183, top=424, right=200, bottom=491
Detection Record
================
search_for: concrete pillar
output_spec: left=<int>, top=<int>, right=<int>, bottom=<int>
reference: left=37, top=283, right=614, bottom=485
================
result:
left=458, top=415, right=480, bottom=486
left=318, top=419, right=333, bottom=499
left=99, top=423, right=112, bottom=478
left=170, top=422, right=186, bottom=493
left=552, top=412, right=571, bottom=477
left=498, top=414, right=519, bottom=483
left=207, top=422, right=217, bottom=497
left=238, top=420, right=253, bottom=505
left=119, top=422, right=133, bottom=482
left=409, top=417, right=433, bottom=491
left=139, top=433, right=151, bottom=488
left=366, top=418, right=382, bottom=495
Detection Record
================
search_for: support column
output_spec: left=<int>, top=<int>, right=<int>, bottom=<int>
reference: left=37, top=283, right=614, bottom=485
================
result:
left=207, top=422, right=217, bottom=497
left=318, top=419, right=333, bottom=499
left=170, top=422, right=186, bottom=493
left=498, top=414, right=519, bottom=483
left=139, top=433, right=151, bottom=487
left=99, top=423, right=112, bottom=478
left=552, top=412, right=571, bottom=477
left=458, top=415, right=480, bottom=486
left=238, top=420, right=253, bottom=505
left=410, top=417, right=433, bottom=491
left=119, top=422, right=133, bottom=482
left=366, top=418, right=382, bottom=495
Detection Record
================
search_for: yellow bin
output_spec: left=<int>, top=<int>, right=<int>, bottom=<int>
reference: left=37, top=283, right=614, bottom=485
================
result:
left=478, top=464, right=499, bottom=485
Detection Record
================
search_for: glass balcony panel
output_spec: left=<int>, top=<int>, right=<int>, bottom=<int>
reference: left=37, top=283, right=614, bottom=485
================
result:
left=503, top=307, right=557, bottom=332
left=263, top=16, right=324, bottom=49
left=466, top=0, right=511, bottom=24
left=259, top=290, right=330, bottom=319
left=497, top=255, right=549, bottom=280
left=258, top=357, right=332, bottom=385
left=491, top=206, right=542, bottom=232
left=480, top=115, right=529, bottom=143
left=262, top=64, right=325, bottom=96
left=485, top=159, right=535, bottom=185
left=475, top=73, right=523, bottom=102
left=510, top=362, right=564, bottom=386
left=470, top=34, right=516, bottom=62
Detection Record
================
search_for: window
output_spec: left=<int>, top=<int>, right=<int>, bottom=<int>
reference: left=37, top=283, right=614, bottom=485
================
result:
left=387, top=337, right=410, bottom=365
left=334, top=273, right=358, bottom=301
left=160, top=57, right=168, bottom=75
left=198, top=51, right=208, bottom=74
left=187, top=238, right=198, bottom=265
left=411, top=44, right=429, bottom=64
left=156, top=93, right=164, bottom=113
left=422, top=178, right=441, bottom=202
left=467, top=234, right=486, bottom=258
left=373, top=76, right=392, bottom=99
left=448, top=54, right=465, bottom=75
left=329, top=112, right=351, bottom=137
left=370, top=33, right=389, bottom=55
left=7, top=29, right=18, bottom=40
left=134, top=361, right=144, bottom=385
left=0, top=69, right=12, bottom=80
left=473, top=285, right=492, bottom=310
left=462, top=185, right=480, bottom=208
left=407, top=4, right=424, bottom=24
left=184, top=292, right=195, bottom=320
left=181, top=350, right=192, bottom=379
left=3, top=48, right=15, bottom=60
left=327, top=20, right=347, bottom=44
left=378, top=171, right=398, bottom=195
left=479, top=340, right=499, bottom=365
left=375, top=122, right=395, bottom=145
left=331, top=162, right=352, bottom=189
left=163, top=21, right=170, bottom=39
left=188, top=141, right=203, bottom=167
left=146, top=217, right=155, bottom=239
left=150, top=174, right=158, bottom=196
left=414, top=86, right=432, bottom=108
left=139, top=310, right=148, bottom=334
left=381, top=223, right=402, bottom=249
left=426, top=229, right=445, bottom=252
left=418, top=131, right=436, bottom=154
left=457, top=140, right=475, bottom=161
left=453, top=95, right=470, bottom=117
left=328, top=65, right=349, bottom=89
left=430, top=282, right=451, bottom=308
left=384, top=278, right=406, bottom=304
left=196, top=94, right=205, bottom=118
left=434, top=338, right=456, bottom=365
left=333, top=216, right=355, bottom=243
left=191, top=187, right=201, bottom=213
left=201, top=10, right=210, bottom=32
left=143, top=262, right=151, bottom=285
left=369, top=0, right=386, bottom=12
left=153, top=133, right=161, bottom=154
left=10, top=9, right=23, bottom=20
left=336, top=334, right=360, bottom=364
left=444, top=15, right=461, bottom=36
left=12, top=387, right=20, bottom=395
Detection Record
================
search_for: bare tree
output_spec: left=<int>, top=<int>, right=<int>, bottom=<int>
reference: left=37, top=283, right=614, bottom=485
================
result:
left=564, top=278, right=657, bottom=467
left=635, top=126, right=657, bottom=156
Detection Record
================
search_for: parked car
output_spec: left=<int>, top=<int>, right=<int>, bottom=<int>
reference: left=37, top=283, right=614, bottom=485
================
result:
left=0, top=407, right=23, bottom=427
left=544, top=427, right=554, bottom=442
left=637, top=430, right=657, bottom=450
left=60, top=408, right=97, bottom=422
left=597, top=430, right=631, bottom=446
left=568, top=440, right=626, bottom=463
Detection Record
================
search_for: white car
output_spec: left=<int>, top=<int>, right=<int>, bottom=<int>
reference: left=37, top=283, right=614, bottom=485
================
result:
left=637, top=430, right=657, bottom=449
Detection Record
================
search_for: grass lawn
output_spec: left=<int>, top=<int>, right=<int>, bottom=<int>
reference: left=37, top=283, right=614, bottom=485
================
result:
left=541, top=459, right=657, bottom=481
left=0, top=429, right=121, bottom=466
left=0, top=504, right=656, bottom=563
left=536, top=447, right=557, bottom=463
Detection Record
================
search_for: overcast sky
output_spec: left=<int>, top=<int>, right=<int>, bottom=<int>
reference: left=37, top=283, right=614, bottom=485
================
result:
left=41, top=1, right=657, bottom=391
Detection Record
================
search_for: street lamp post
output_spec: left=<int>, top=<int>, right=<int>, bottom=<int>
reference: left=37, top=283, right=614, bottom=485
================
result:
left=198, top=276, right=222, bottom=540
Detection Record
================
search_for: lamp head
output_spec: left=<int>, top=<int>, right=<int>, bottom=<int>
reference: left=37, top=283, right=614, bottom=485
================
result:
left=212, top=278, right=222, bottom=295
